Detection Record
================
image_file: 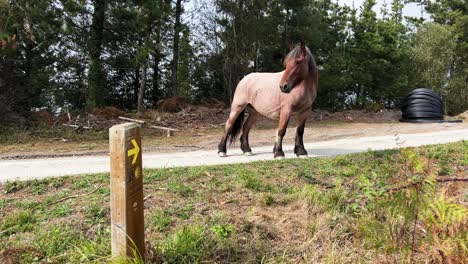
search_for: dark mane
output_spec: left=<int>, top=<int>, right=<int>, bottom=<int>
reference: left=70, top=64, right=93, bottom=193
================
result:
left=283, top=45, right=317, bottom=75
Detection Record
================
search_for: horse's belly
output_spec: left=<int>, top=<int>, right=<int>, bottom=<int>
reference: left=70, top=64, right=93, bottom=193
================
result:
left=251, top=91, right=281, bottom=119
left=259, top=109, right=280, bottom=120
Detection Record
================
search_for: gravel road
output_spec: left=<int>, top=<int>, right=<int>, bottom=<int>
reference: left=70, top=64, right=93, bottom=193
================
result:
left=1, top=129, right=467, bottom=182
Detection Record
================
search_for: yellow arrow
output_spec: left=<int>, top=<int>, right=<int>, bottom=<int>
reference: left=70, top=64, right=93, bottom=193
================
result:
left=127, top=139, right=140, bottom=165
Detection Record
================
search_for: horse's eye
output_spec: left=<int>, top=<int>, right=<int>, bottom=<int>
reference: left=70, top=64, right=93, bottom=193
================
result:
left=296, top=60, right=301, bottom=65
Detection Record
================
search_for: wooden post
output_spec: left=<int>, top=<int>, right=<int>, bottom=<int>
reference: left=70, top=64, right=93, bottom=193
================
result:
left=110, top=123, right=144, bottom=260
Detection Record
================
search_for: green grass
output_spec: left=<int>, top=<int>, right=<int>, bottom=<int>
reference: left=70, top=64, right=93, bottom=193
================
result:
left=1, top=210, right=36, bottom=237
left=0, top=141, right=467, bottom=263
left=158, top=225, right=208, bottom=263
left=149, top=210, right=172, bottom=232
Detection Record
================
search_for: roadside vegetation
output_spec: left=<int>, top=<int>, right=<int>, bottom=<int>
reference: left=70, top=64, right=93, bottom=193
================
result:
left=1, top=141, right=467, bottom=263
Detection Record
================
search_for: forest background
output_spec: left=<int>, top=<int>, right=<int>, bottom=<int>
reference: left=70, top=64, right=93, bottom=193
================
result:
left=0, top=0, right=466, bottom=123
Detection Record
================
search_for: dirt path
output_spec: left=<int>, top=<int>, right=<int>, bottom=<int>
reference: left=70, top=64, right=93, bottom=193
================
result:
left=1, top=128, right=467, bottom=182
left=1, top=121, right=467, bottom=160
left=201, top=121, right=468, bottom=153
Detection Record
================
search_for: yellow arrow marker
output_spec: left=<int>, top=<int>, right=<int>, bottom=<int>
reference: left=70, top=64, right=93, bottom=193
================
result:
left=134, top=166, right=141, bottom=179
left=127, top=139, right=140, bottom=165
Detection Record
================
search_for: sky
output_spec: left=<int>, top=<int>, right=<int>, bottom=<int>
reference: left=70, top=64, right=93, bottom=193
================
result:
left=337, top=0, right=430, bottom=19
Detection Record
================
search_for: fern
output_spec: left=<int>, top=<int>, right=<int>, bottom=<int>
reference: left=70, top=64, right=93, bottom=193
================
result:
left=425, top=194, right=467, bottom=228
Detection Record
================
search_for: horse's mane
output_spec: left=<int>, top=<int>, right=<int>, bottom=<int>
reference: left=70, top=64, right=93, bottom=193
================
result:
left=284, top=45, right=317, bottom=75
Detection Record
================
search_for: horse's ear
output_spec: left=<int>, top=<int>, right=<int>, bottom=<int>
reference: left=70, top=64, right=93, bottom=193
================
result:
left=300, top=41, right=306, bottom=53
left=288, top=42, right=294, bottom=51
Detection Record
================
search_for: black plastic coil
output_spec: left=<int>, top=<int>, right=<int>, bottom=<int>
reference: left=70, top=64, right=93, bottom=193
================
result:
left=400, top=88, right=447, bottom=123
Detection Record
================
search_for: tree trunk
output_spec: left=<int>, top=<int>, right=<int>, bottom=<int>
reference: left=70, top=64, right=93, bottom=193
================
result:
left=134, top=67, right=140, bottom=108
left=152, top=0, right=166, bottom=106
left=87, top=0, right=106, bottom=110
left=137, top=64, right=147, bottom=113
left=170, top=0, right=183, bottom=97
left=152, top=52, right=161, bottom=105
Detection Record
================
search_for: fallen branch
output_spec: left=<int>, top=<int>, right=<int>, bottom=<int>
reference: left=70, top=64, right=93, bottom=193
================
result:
left=63, top=124, right=91, bottom=130
left=387, top=177, right=468, bottom=193
left=301, top=175, right=336, bottom=189
left=174, top=145, right=201, bottom=148
left=144, top=185, right=167, bottom=191
left=118, top=116, right=145, bottom=124
left=48, top=184, right=102, bottom=205
left=150, top=125, right=180, bottom=137
left=220, top=200, right=234, bottom=205
left=67, top=109, right=72, bottom=122
left=0, top=224, right=19, bottom=235
left=150, top=125, right=179, bottom=131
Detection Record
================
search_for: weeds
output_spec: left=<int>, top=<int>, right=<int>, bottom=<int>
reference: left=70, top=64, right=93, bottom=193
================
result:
left=149, top=210, right=172, bottom=232
left=167, top=181, right=194, bottom=197
left=34, top=225, right=77, bottom=257
left=238, top=167, right=271, bottom=191
left=211, top=224, right=234, bottom=239
left=1, top=210, right=36, bottom=236
left=158, top=225, right=208, bottom=263
left=2, top=180, right=25, bottom=194
left=84, top=202, right=108, bottom=225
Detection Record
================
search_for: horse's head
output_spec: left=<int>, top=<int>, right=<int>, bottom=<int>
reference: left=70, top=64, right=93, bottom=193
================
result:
left=280, top=42, right=311, bottom=93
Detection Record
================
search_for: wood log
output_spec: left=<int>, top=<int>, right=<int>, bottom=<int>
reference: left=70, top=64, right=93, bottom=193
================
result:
left=63, top=124, right=91, bottom=130
left=118, top=116, right=145, bottom=124
left=150, top=125, right=179, bottom=131
left=150, top=125, right=179, bottom=137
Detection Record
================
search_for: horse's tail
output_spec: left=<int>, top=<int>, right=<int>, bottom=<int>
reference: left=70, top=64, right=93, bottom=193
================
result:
left=228, top=109, right=245, bottom=145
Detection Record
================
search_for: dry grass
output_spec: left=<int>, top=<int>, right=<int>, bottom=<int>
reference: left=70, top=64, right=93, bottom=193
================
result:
left=0, top=141, right=467, bottom=263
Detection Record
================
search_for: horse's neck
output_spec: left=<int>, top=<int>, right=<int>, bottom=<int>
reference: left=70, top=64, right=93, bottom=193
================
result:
left=304, top=75, right=317, bottom=93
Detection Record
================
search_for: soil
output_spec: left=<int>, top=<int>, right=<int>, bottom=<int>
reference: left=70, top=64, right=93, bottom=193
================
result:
left=1, top=105, right=467, bottom=160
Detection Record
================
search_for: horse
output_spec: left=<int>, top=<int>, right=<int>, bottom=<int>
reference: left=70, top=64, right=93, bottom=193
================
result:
left=218, top=42, right=318, bottom=158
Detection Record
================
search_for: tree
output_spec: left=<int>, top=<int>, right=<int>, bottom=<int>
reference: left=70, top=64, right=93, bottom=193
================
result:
left=87, top=0, right=107, bottom=110
left=215, top=0, right=286, bottom=101
left=170, top=0, right=183, bottom=97
left=409, top=0, right=468, bottom=114
left=340, top=0, right=408, bottom=109
left=151, top=0, right=171, bottom=106
left=2, top=0, right=452, bottom=120
left=408, top=23, right=460, bottom=114
left=57, top=0, right=92, bottom=111
left=177, top=25, right=193, bottom=98
left=0, top=0, right=63, bottom=114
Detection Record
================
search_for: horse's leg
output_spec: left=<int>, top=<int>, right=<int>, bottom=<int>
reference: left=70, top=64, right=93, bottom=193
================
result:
left=217, top=104, right=246, bottom=157
left=294, top=110, right=311, bottom=158
left=273, top=108, right=292, bottom=158
left=240, top=109, right=259, bottom=155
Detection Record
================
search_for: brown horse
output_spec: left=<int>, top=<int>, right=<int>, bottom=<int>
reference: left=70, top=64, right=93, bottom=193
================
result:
left=218, top=42, right=318, bottom=158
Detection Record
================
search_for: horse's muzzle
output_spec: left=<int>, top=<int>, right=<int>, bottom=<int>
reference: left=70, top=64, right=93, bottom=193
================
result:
left=280, top=84, right=291, bottom=93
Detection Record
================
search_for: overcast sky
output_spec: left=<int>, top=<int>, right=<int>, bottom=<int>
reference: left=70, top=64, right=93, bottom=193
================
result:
left=337, top=0, right=429, bottom=19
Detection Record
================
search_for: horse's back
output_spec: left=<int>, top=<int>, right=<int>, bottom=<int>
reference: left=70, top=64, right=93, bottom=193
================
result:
left=232, top=71, right=284, bottom=119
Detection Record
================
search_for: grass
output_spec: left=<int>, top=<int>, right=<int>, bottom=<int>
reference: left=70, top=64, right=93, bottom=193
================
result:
left=0, top=141, right=467, bottom=263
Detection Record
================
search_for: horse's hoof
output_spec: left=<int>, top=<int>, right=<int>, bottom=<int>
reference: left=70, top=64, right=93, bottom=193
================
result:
left=244, top=152, right=253, bottom=156
left=298, top=155, right=309, bottom=159
left=218, top=152, right=227, bottom=157
left=275, top=156, right=285, bottom=160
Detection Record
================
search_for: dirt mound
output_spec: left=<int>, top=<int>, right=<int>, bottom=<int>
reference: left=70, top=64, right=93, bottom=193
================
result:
left=0, top=112, right=28, bottom=128
left=0, top=246, right=43, bottom=264
left=199, top=97, right=226, bottom=109
left=156, top=96, right=190, bottom=112
left=456, top=111, right=468, bottom=120
left=91, top=107, right=125, bottom=120
left=139, top=106, right=227, bottom=131
left=312, top=109, right=400, bottom=123
left=29, top=111, right=54, bottom=126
